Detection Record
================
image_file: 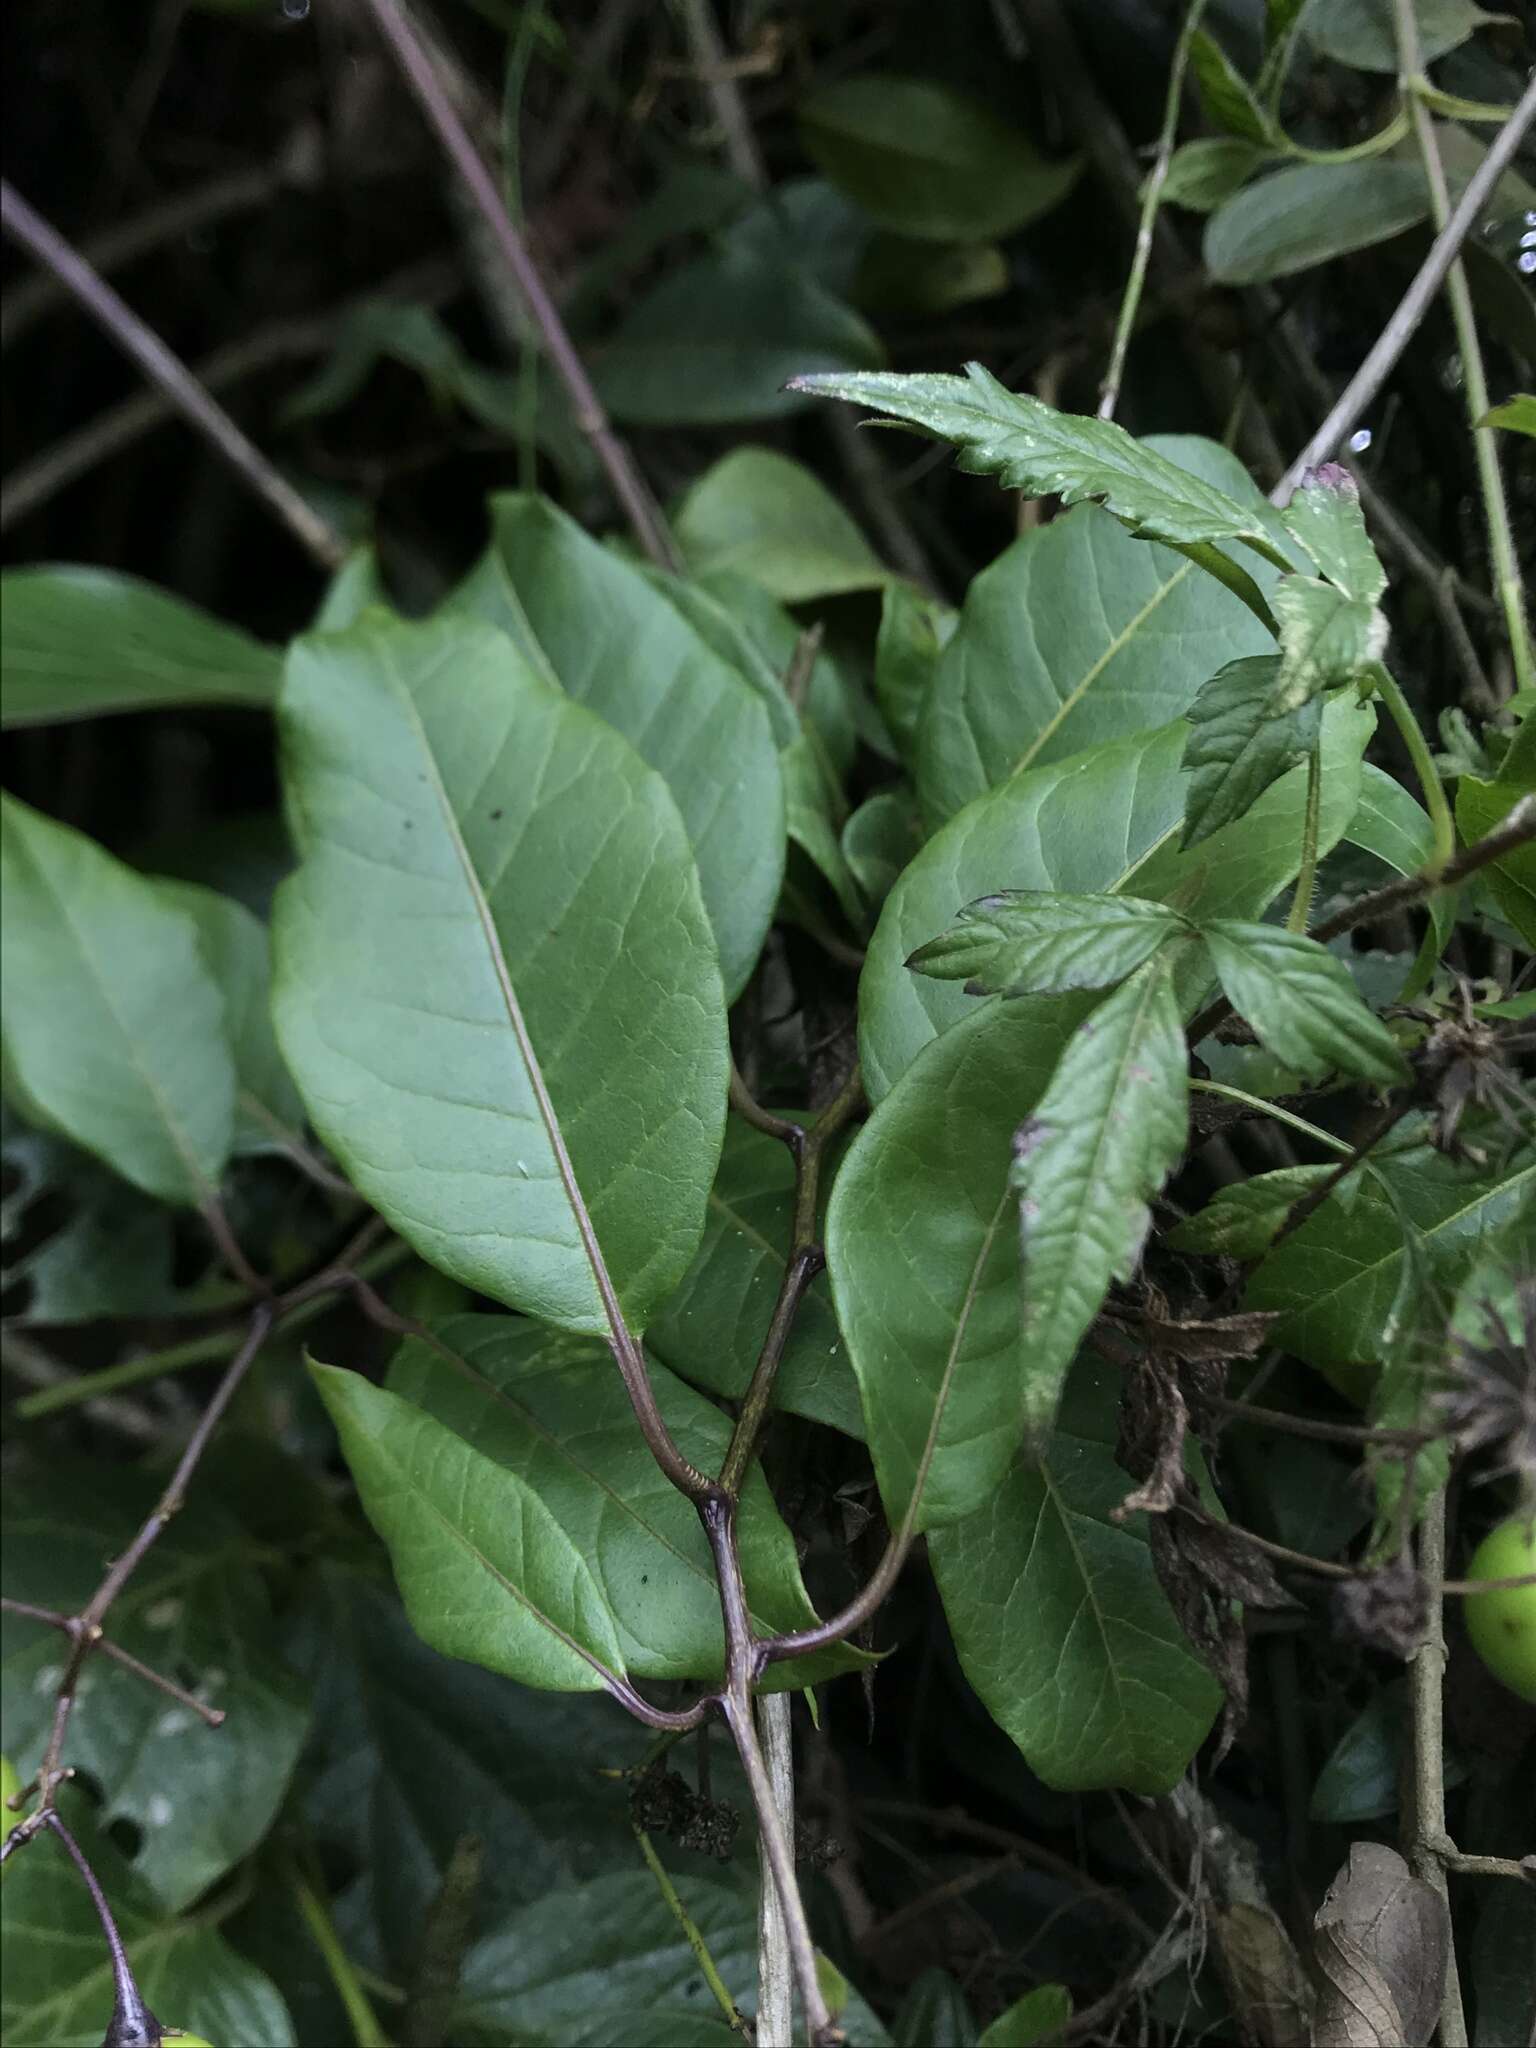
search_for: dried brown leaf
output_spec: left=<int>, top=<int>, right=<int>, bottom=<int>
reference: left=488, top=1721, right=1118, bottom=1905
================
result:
left=1311, top=1843, right=1448, bottom=2048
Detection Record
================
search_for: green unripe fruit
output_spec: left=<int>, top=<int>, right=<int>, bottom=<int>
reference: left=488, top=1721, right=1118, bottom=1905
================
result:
left=1463, top=1515, right=1536, bottom=1704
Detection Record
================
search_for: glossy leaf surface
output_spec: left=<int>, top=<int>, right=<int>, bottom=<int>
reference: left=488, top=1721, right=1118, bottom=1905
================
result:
left=1180, top=654, right=1321, bottom=847
left=1201, top=922, right=1410, bottom=1085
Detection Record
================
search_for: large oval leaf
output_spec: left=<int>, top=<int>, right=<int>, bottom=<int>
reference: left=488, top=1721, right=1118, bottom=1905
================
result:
left=1205, top=162, right=1429, bottom=285
left=382, top=1314, right=849, bottom=1683
left=928, top=1358, right=1222, bottom=1793
left=674, top=448, right=893, bottom=604
left=799, top=74, right=1080, bottom=242
left=271, top=612, right=728, bottom=1333
left=0, top=566, right=280, bottom=728
left=861, top=695, right=1374, bottom=1099
left=918, top=439, right=1287, bottom=822
left=826, top=993, right=1092, bottom=1531
left=0, top=794, right=235, bottom=1204
left=313, top=1363, right=626, bottom=1692
left=450, top=493, right=784, bottom=999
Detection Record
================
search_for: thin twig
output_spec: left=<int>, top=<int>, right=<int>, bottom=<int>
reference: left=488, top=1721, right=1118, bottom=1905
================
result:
left=1310, top=794, right=1535, bottom=944
left=0, top=1599, right=225, bottom=1726
left=674, top=0, right=768, bottom=186
left=1406, top=1491, right=1470, bottom=2047
left=1205, top=1394, right=1434, bottom=1450
left=1274, top=72, right=1536, bottom=501
left=1391, top=0, right=1532, bottom=696
left=45, top=1811, right=161, bottom=2044
left=0, top=180, right=347, bottom=569
left=634, top=1822, right=751, bottom=2035
left=359, top=0, right=678, bottom=570
left=1098, top=0, right=1208, bottom=420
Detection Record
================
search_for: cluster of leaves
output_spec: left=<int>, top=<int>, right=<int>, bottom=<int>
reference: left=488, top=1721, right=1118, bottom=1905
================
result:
left=2, top=1, right=1534, bottom=2045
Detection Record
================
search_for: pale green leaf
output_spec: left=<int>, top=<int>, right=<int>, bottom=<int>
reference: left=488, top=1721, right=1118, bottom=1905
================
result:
left=875, top=581, right=955, bottom=771
left=2, top=1467, right=309, bottom=1911
left=384, top=1314, right=849, bottom=1684
left=674, top=447, right=893, bottom=602
left=799, top=73, right=1080, bottom=241
left=1201, top=921, right=1410, bottom=1086
left=1167, top=1166, right=1332, bottom=1258
left=449, top=492, right=784, bottom=998
left=862, top=694, right=1375, bottom=1099
left=1245, top=1141, right=1535, bottom=1369
left=1281, top=463, right=1386, bottom=601
left=1479, top=394, right=1536, bottom=437
left=0, top=795, right=235, bottom=1205
left=592, top=245, right=885, bottom=426
left=0, top=566, right=279, bottom=728
left=1303, top=0, right=1510, bottom=72
left=271, top=612, right=728, bottom=1334
left=158, top=880, right=306, bottom=1155
left=978, top=1984, right=1073, bottom=2047
left=1272, top=574, right=1388, bottom=709
left=313, top=544, right=390, bottom=632
left=1181, top=653, right=1323, bottom=847
left=908, top=890, right=1191, bottom=996
left=647, top=1120, right=863, bottom=1438
left=827, top=994, right=1093, bottom=1531
left=1191, top=29, right=1273, bottom=142
left=0, top=1789, right=295, bottom=2048
left=842, top=789, right=922, bottom=914
left=1456, top=727, right=1536, bottom=946
left=928, top=1358, right=1222, bottom=1793
left=789, top=364, right=1286, bottom=560
left=1161, top=137, right=1273, bottom=211
left=918, top=437, right=1289, bottom=823
left=1342, top=763, right=1453, bottom=997
left=1205, top=162, right=1429, bottom=284
left=1012, top=962, right=1189, bottom=1435
left=639, top=566, right=799, bottom=747
left=313, top=1363, right=628, bottom=1691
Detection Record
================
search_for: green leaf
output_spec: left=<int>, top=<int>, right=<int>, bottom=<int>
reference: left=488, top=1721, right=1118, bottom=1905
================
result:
left=875, top=581, right=955, bottom=772
left=783, top=727, right=866, bottom=931
left=450, top=491, right=784, bottom=998
left=0, top=795, right=236, bottom=1205
left=1245, top=1141, right=1535, bottom=1369
left=827, top=995, right=1093, bottom=1531
left=1161, top=137, right=1274, bottom=212
left=448, top=1869, right=891, bottom=2047
left=281, top=298, right=535, bottom=442
left=1190, top=30, right=1274, bottom=142
left=978, top=1984, right=1073, bottom=2047
left=647, top=1119, right=864, bottom=1437
left=0, top=566, right=279, bottom=728
left=313, top=543, right=390, bottom=632
left=918, top=436, right=1289, bottom=823
left=1343, top=764, right=1453, bottom=997
left=1012, top=962, right=1189, bottom=1437
left=313, top=1363, right=628, bottom=1691
left=1205, top=161, right=1429, bottom=284
left=799, top=74, right=1080, bottom=241
left=271, top=612, right=728, bottom=1335
left=1281, top=463, right=1386, bottom=601
left=674, top=447, right=893, bottom=602
left=592, top=246, right=885, bottom=426
left=789, top=365, right=1287, bottom=562
left=1167, top=1165, right=1331, bottom=1258
left=856, top=235, right=1010, bottom=315
left=288, top=1569, right=649, bottom=1957
left=1200, top=922, right=1410, bottom=1085
left=1271, top=574, right=1388, bottom=709
left=0, top=1122, right=189, bottom=1325
left=893, top=1972, right=977, bottom=2048
left=909, top=891, right=1191, bottom=997
left=639, top=566, right=799, bottom=747
left=0, top=1788, right=295, bottom=2047
left=1479, top=393, right=1536, bottom=437
left=862, top=695, right=1375, bottom=1099
left=1, top=1466, right=309, bottom=1911
left=1303, top=0, right=1510, bottom=72
left=1456, top=735, right=1536, bottom=946
left=842, top=789, right=923, bottom=914
left=158, top=881, right=306, bottom=1155
left=1181, top=653, right=1323, bottom=847
left=928, top=1357, right=1222, bottom=1793
left=1310, top=1685, right=1408, bottom=1823
left=380, top=1313, right=845, bottom=1682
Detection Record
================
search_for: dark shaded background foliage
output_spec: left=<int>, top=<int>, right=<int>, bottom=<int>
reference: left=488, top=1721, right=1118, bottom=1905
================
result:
left=2, top=1, right=1532, bottom=2043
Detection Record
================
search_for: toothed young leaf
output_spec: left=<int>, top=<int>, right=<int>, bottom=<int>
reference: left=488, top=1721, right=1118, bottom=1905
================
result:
left=1271, top=574, right=1388, bottom=710
left=1181, top=654, right=1323, bottom=847
left=1281, top=463, right=1386, bottom=602
left=788, top=363, right=1287, bottom=561
left=1200, top=923, right=1410, bottom=1086
left=908, top=891, right=1191, bottom=997
left=1012, top=960, right=1189, bottom=1438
